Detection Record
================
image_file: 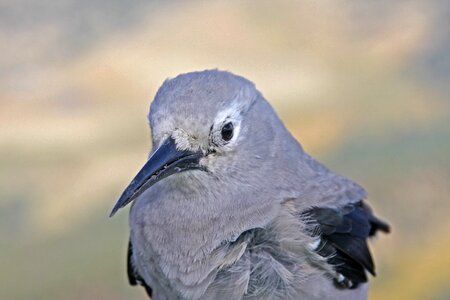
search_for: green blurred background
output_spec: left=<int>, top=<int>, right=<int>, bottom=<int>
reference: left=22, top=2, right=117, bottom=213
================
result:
left=1, top=1, right=449, bottom=299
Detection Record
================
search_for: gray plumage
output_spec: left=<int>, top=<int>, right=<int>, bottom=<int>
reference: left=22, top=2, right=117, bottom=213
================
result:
left=112, top=70, right=390, bottom=300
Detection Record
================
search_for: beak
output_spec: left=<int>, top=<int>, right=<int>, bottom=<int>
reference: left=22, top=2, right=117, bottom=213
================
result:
left=109, top=137, right=204, bottom=217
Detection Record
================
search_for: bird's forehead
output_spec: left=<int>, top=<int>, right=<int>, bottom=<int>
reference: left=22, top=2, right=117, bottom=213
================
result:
left=149, top=70, right=255, bottom=139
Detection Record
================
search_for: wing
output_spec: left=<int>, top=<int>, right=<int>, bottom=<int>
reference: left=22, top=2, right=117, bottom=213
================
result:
left=301, top=201, right=390, bottom=289
left=127, top=240, right=153, bottom=298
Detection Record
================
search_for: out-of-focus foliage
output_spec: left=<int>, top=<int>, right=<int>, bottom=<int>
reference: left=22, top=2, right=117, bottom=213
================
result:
left=1, top=1, right=449, bottom=299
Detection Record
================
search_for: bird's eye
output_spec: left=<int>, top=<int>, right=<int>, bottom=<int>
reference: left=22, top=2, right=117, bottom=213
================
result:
left=221, top=122, right=234, bottom=141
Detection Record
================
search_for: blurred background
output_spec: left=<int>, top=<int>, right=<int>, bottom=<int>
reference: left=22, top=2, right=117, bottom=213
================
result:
left=1, top=0, right=449, bottom=299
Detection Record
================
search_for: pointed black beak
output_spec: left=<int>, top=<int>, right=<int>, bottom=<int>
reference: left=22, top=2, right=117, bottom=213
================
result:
left=110, top=137, right=204, bottom=217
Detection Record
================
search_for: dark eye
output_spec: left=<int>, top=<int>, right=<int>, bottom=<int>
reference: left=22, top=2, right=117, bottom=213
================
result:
left=221, top=122, right=234, bottom=141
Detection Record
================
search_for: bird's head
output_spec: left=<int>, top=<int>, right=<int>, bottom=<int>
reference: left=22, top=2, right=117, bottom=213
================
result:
left=110, top=70, right=298, bottom=217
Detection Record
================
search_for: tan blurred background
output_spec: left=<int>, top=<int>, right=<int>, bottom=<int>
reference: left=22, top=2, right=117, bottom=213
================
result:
left=1, top=0, right=449, bottom=299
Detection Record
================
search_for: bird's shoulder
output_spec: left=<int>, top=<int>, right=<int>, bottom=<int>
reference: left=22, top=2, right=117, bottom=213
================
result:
left=299, top=200, right=390, bottom=289
left=282, top=153, right=391, bottom=287
left=127, top=240, right=153, bottom=297
left=213, top=199, right=390, bottom=296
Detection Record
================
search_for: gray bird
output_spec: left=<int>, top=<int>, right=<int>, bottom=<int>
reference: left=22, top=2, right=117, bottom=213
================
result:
left=110, top=70, right=390, bottom=300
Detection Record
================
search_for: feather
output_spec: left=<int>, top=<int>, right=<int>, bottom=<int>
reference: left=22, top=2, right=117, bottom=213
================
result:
left=301, top=201, right=390, bottom=288
left=127, top=240, right=153, bottom=297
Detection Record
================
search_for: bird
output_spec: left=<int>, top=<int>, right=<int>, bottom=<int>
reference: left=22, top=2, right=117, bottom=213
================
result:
left=110, top=69, right=390, bottom=300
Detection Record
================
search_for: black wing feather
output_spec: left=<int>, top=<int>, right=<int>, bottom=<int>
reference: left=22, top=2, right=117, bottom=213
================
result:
left=302, top=201, right=390, bottom=289
left=127, top=240, right=153, bottom=297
